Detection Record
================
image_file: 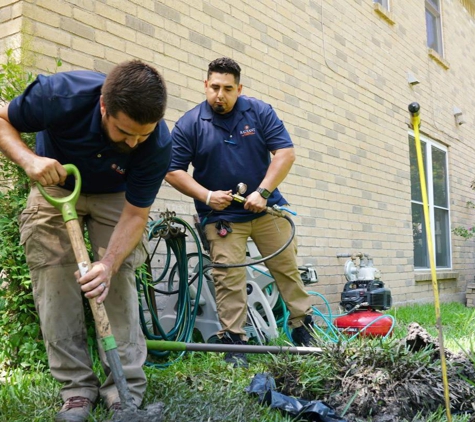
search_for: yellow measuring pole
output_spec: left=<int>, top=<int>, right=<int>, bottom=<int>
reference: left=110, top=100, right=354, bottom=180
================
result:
left=408, top=102, right=452, bottom=422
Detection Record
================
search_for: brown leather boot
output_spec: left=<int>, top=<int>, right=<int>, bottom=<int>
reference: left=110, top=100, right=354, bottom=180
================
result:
left=55, top=396, right=93, bottom=422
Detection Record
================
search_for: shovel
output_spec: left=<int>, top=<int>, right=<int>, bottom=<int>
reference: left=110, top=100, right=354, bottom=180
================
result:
left=37, top=164, right=163, bottom=422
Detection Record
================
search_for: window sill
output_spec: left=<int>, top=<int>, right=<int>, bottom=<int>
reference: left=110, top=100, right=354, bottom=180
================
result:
left=428, top=48, right=450, bottom=70
left=414, top=270, right=458, bottom=282
left=373, top=3, right=395, bottom=25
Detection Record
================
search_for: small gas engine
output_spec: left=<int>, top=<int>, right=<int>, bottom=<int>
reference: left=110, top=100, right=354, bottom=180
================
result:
left=338, top=253, right=392, bottom=312
left=334, top=253, right=393, bottom=337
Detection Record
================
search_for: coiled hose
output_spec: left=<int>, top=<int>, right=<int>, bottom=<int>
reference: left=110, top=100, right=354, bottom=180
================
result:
left=136, top=212, right=207, bottom=367
left=136, top=211, right=395, bottom=368
left=136, top=210, right=297, bottom=367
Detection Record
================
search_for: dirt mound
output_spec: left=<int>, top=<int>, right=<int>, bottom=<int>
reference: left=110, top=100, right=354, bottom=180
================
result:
left=273, top=323, right=475, bottom=421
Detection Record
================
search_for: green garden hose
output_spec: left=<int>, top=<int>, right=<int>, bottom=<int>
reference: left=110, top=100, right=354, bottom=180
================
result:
left=136, top=210, right=297, bottom=367
left=136, top=212, right=206, bottom=367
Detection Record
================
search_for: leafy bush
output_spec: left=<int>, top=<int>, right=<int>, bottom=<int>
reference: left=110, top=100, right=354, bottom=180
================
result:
left=0, top=49, right=47, bottom=369
left=453, top=199, right=475, bottom=240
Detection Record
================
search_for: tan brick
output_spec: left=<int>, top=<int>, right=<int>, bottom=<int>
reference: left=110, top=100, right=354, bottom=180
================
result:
left=23, top=3, right=60, bottom=27
left=160, top=0, right=190, bottom=16
left=72, top=0, right=95, bottom=12
left=94, top=32, right=124, bottom=55
left=136, top=32, right=164, bottom=54
left=0, top=5, right=12, bottom=22
left=105, top=20, right=136, bottom=42
left=179, top=39, right=206, bottom=61
left=36, top=0, right=73, bottom=17
left=136, top=6, right=164, bottom=27
left=72, top=8, right=105, bottom=30
left=58, top=47, right=94, bottom=69
left=35, top=53, right=66, bottom=73
left=10, top=3, right=24, bottom=20
left=154, top=54, right=180, bottom=73
left=94, top=2, right=126, bottom=25
left=180, top=86, right=204, bottom=104
left=125, top=41, right=153, bottom=61
left=130, top=0, right=155, bottom=10
left=0, top=33, right=21, bottom=56
left=203, top=25, right=226, bottom=45
left=72, top=37, right=105, bottom=59
left=104, top=48, right=131, bottom=65
left=108, top=0, right=137, bottom=15
left=34, top=22, right=72, bottom=47
left=60, top=17, right=95, bottom=40
left=31, top=37, right=59, bottom=58
left=163, top=43, right=188, bottom=63
left=0, top=16, right=21, bottom=37
left=0, top=0, right=16, bottom=8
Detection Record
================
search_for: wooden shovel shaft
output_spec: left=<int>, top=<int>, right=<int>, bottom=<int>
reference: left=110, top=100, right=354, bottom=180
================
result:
left=65, top=219, right=112, bottom=338
left=65, top=218, right=136, bottom=411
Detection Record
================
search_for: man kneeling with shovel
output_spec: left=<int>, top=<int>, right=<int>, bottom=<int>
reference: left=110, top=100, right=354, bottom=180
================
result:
left=0, top=60, right=171, bottom=421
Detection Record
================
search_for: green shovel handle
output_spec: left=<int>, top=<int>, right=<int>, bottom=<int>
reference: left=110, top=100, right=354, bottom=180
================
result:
left=36, top=164, right=82, bottom=223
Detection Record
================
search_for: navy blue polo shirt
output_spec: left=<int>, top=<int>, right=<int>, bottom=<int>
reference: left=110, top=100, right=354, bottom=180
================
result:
left=8, top=70, right=171, bottom=208
left=169, top=95, right=293, bottom=222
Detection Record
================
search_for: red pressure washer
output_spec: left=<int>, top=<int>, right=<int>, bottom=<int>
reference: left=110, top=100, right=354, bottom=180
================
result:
left=333, top=253, right=393, bottom=337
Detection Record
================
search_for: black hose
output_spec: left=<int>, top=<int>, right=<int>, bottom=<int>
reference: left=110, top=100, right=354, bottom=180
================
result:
left=210, top=213, right=295, bottom=269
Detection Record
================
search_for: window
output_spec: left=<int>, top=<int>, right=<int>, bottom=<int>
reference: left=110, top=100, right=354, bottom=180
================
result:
left=425, top=0, right=443, bottom=55
left=409, top=133, right=451, bottom=269
left=374, top=0, right=389, bottom=9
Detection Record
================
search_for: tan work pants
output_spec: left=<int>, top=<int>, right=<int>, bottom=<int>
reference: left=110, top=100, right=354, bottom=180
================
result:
left=19, top=186, right=147, bottom=407
left=205, top=213, right=313, bottom=339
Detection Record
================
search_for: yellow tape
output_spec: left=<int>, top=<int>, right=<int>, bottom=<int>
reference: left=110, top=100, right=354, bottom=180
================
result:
left=411, top=107, right=452, bottom=422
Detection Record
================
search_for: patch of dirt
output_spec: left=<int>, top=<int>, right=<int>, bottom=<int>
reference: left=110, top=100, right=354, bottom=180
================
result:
left=273, top=323, right=475, bottom=421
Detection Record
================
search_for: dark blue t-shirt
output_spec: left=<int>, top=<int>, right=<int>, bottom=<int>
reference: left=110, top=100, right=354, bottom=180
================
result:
left=8, top=70, right=171, bottom=208
left=169, top=95, right=293, bottom=222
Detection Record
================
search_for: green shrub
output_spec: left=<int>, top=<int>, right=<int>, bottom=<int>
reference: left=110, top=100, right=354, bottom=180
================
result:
left=453, top=200, right=475, bottom=240
left=0, top=49, right=47, bottom=370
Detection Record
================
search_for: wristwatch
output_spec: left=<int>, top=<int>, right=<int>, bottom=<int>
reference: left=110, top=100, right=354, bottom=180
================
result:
left=256, top=187, right=272, bottom=199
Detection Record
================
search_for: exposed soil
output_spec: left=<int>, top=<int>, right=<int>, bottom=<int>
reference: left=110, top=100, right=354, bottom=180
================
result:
left=273, top=323, right=475, bottom=421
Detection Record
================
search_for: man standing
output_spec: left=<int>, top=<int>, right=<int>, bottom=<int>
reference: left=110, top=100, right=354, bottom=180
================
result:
left=0, top=60, right=171, bottom=421
left=166, top=57, right=314, bottom=368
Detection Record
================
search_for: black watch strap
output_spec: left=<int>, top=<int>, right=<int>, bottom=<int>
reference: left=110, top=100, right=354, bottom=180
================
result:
left=256, top=187, right=271, bottom=199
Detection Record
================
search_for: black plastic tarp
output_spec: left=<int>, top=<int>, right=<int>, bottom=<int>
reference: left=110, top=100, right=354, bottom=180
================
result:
left=245, top=373, right=348, bottom=422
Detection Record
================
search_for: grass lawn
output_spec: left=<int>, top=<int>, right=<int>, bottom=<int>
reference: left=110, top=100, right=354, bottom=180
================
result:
left=1, top=301, right=474, bottom=422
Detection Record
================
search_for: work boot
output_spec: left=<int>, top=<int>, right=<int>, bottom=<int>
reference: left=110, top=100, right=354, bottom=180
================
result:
left=55, top=396, right=93, bottom=422
left=109, top=401, right=122, bottom=411
left=220, top=332, right=249, bottom=368
left=291, top=315, right=315, bottom=347
left=108, top=401, right=123, bottom=418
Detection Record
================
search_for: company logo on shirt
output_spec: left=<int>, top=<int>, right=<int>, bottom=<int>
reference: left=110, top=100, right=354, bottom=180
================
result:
left=240, top=125, right=256, bottom=137
left=111, top=164, right=126, bottom=175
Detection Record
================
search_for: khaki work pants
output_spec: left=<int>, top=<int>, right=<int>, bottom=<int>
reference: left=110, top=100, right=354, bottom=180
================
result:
left=19, top=186, right=147, bottom=407
left=205, top=213, right=313, bottom=339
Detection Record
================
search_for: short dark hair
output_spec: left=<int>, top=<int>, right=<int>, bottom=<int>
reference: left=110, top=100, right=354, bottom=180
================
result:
left=207, top=57, right=241, bottom=85
left=102, top=60, right=167, bottom=124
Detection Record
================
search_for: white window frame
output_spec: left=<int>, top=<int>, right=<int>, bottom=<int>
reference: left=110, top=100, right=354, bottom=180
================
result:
left=425, top=0, right=444, bottom=56
left=374, top=0, right=390, bottom=10
left=409, top=131, right=452, bottom=270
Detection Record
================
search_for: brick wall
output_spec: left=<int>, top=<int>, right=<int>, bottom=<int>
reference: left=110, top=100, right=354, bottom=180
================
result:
left=0, top=0, right=22, bottom=63
left=2, top=0, right=475, bottom=309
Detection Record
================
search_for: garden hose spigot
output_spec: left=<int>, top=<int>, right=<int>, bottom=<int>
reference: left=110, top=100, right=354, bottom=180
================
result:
left=156, top=209, right=186, bottom=239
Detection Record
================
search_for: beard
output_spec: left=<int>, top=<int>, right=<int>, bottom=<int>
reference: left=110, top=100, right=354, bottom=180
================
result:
left=101, top=122, right=137, bottom=154
left=212, top=104, right=226, bottom=114
left=109, top=139, right=137, bottom=154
